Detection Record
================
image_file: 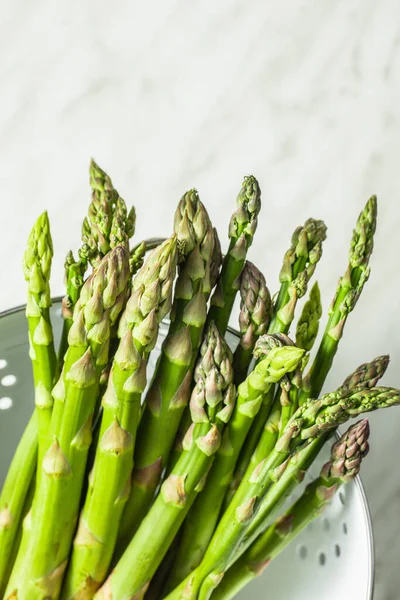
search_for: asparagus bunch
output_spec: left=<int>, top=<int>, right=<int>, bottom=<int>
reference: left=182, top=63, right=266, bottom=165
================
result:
left=96, top=322, right=235, bottom=599
left=62, top=237, right=178, bottom=599
left=212, top=419, right=370, bottom=600
left=166, top=384, right=400, bottom=599
left=6, top=247, right=130, bottom=600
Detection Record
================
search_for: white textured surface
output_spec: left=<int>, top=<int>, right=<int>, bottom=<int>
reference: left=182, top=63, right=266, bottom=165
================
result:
left=0, top=1, right=399, bottom=597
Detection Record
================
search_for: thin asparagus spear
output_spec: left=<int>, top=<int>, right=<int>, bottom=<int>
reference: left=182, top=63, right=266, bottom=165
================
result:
left=95, top=322, right=235, bottom=600
left=232, top=261, right=272, bottom=385
left=0, top=213, right=57, bottom=594
left=62, top=237, right=178, bottom=599
left=0, top=413, right=37, bottom=596
left=117, top=191, right=216, bottom=549
left=212, top=420, right=370, bottom=600
left=165, top=384, right=400, bottom=600
left=207, top=176, right=261, bottom=334
left=165, top=339, right=304, bottom=592
left=232, top=219, right=327, bottom=492
left=6, top=247, right=130, bottom=600
left=23, top=212, right=57, bottom=465
left=299, top=196, right=377, bottom=403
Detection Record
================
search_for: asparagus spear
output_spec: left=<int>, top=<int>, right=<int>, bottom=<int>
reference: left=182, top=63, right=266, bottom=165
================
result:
left=299, top=196, right=377, bottom=402
left=166, top=384, right=400, bottom=600
left=0, top=213, right=57, bottom=594
left=62, top=237, right=178, bottom=599
left=206, top=177, right=261, bottom=334
left=59, top=160, right=135, bottom=365
left=212, top=420, right=370, bottom=600
left=165, top=339, right=304, bottom=591
left=117, top=191, right=215, bottom=549
left=95, top=322, right=235, bottom=600
left=0, top=414, right=37, bottom=597
left=232, top=219, right=327, bottom=492
left=23, top=212, right=57, bottom=464
left=232, top=261, right=272, bottom=385
left=6, top=247, right=130, bottom=600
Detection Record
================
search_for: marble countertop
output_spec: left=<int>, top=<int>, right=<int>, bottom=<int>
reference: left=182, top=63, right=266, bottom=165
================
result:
left=1, top=1, right=399, bottom=597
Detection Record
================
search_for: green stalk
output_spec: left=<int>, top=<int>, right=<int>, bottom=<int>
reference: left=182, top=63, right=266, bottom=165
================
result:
left=207, top=176, right=261, bottom=334
left=165, top=341, right=304, bottom=591
left=62, top=237, right=178, bottom=599
left=0, top=413, right=37, bottom=596
left=230, top=219, right=326, bottom=498
left=6, top=247, right=130, bottom=600
left=232, top=261, right=272, bottom=385
left=117, top=191, right=216, bottom=550
left=0, top=213, right=57, bottom=593
left=165, top=385, right=400, bottom=600
left=96, top=323, right=235, bottom=600
left=212, top=420, right=370, bottom=600
left=299, top=196, right=377, bottom=403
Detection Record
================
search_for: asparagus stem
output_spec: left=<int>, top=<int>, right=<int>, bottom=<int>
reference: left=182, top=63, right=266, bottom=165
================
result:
left=165, top=385, right=400, bottom=600
left=0, top=413, right=38, bottom=596
left=165, top=340, right=304, bottom=592
left=117, top=191, right=217, bottom=550
left=62, top=237, right=178, bottom=599
left=6, top=247, right=130, bottom=600
left=96, top=323, right=235, bottom=600
left=207, top=176, right=261, bottom=334
left=232, top=261, right=272, bottom=385
left=211, top=420, right=370, bottom=600
left=299, top=196, right=377, bottom=403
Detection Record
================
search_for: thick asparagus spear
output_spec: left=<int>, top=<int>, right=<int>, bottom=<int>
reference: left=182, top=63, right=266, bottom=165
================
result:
left=299, top=196, right=377, bottom=403
left=117, top=191, right=216, bottom=548
left=6, top=247, right=130, bottom=600
left=0, top=213, right=57, bottom=594
left=232, top=219, right=326, bottom=491
left=165, top=339, right=304, bottom=590
left=207, top=176, right=261, bottom=334
left=62, top=237, right=178, bottom=599
left=212, top=420, right=370, bottom=600
left=232, top=261, right=272, bottom=385
left=166, top=384, right=400, bottom=600
left=95, top=322, right=235, bottom=600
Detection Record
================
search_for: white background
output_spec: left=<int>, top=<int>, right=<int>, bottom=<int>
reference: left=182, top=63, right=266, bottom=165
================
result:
left=1, top=1, right=399, bottom=598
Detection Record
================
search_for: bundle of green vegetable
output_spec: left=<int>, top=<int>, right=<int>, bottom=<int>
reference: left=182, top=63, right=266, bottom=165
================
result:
left=0, top=161, right=397, bottom=600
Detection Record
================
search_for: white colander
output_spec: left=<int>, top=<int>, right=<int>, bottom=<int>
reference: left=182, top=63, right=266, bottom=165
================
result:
left=0, top=302, right=374, bottom=600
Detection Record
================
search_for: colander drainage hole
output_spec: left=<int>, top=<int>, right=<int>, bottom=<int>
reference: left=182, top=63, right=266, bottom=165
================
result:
left=335, top=544, right=341, bottom=557
left=342, top=522, right=348, bottom=535
left=298, top=545, right=307, bottom=559
left=339, top=492, right=345, bottom=505
left=322, top=518, right=330, bottom=531
left=0, top=359, right=7, bottom=369
left=0, top=397, right=13, bottom=410
left=1, top=374, right=17, bottom=387
left=318, top=552, right=326, bottom=566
